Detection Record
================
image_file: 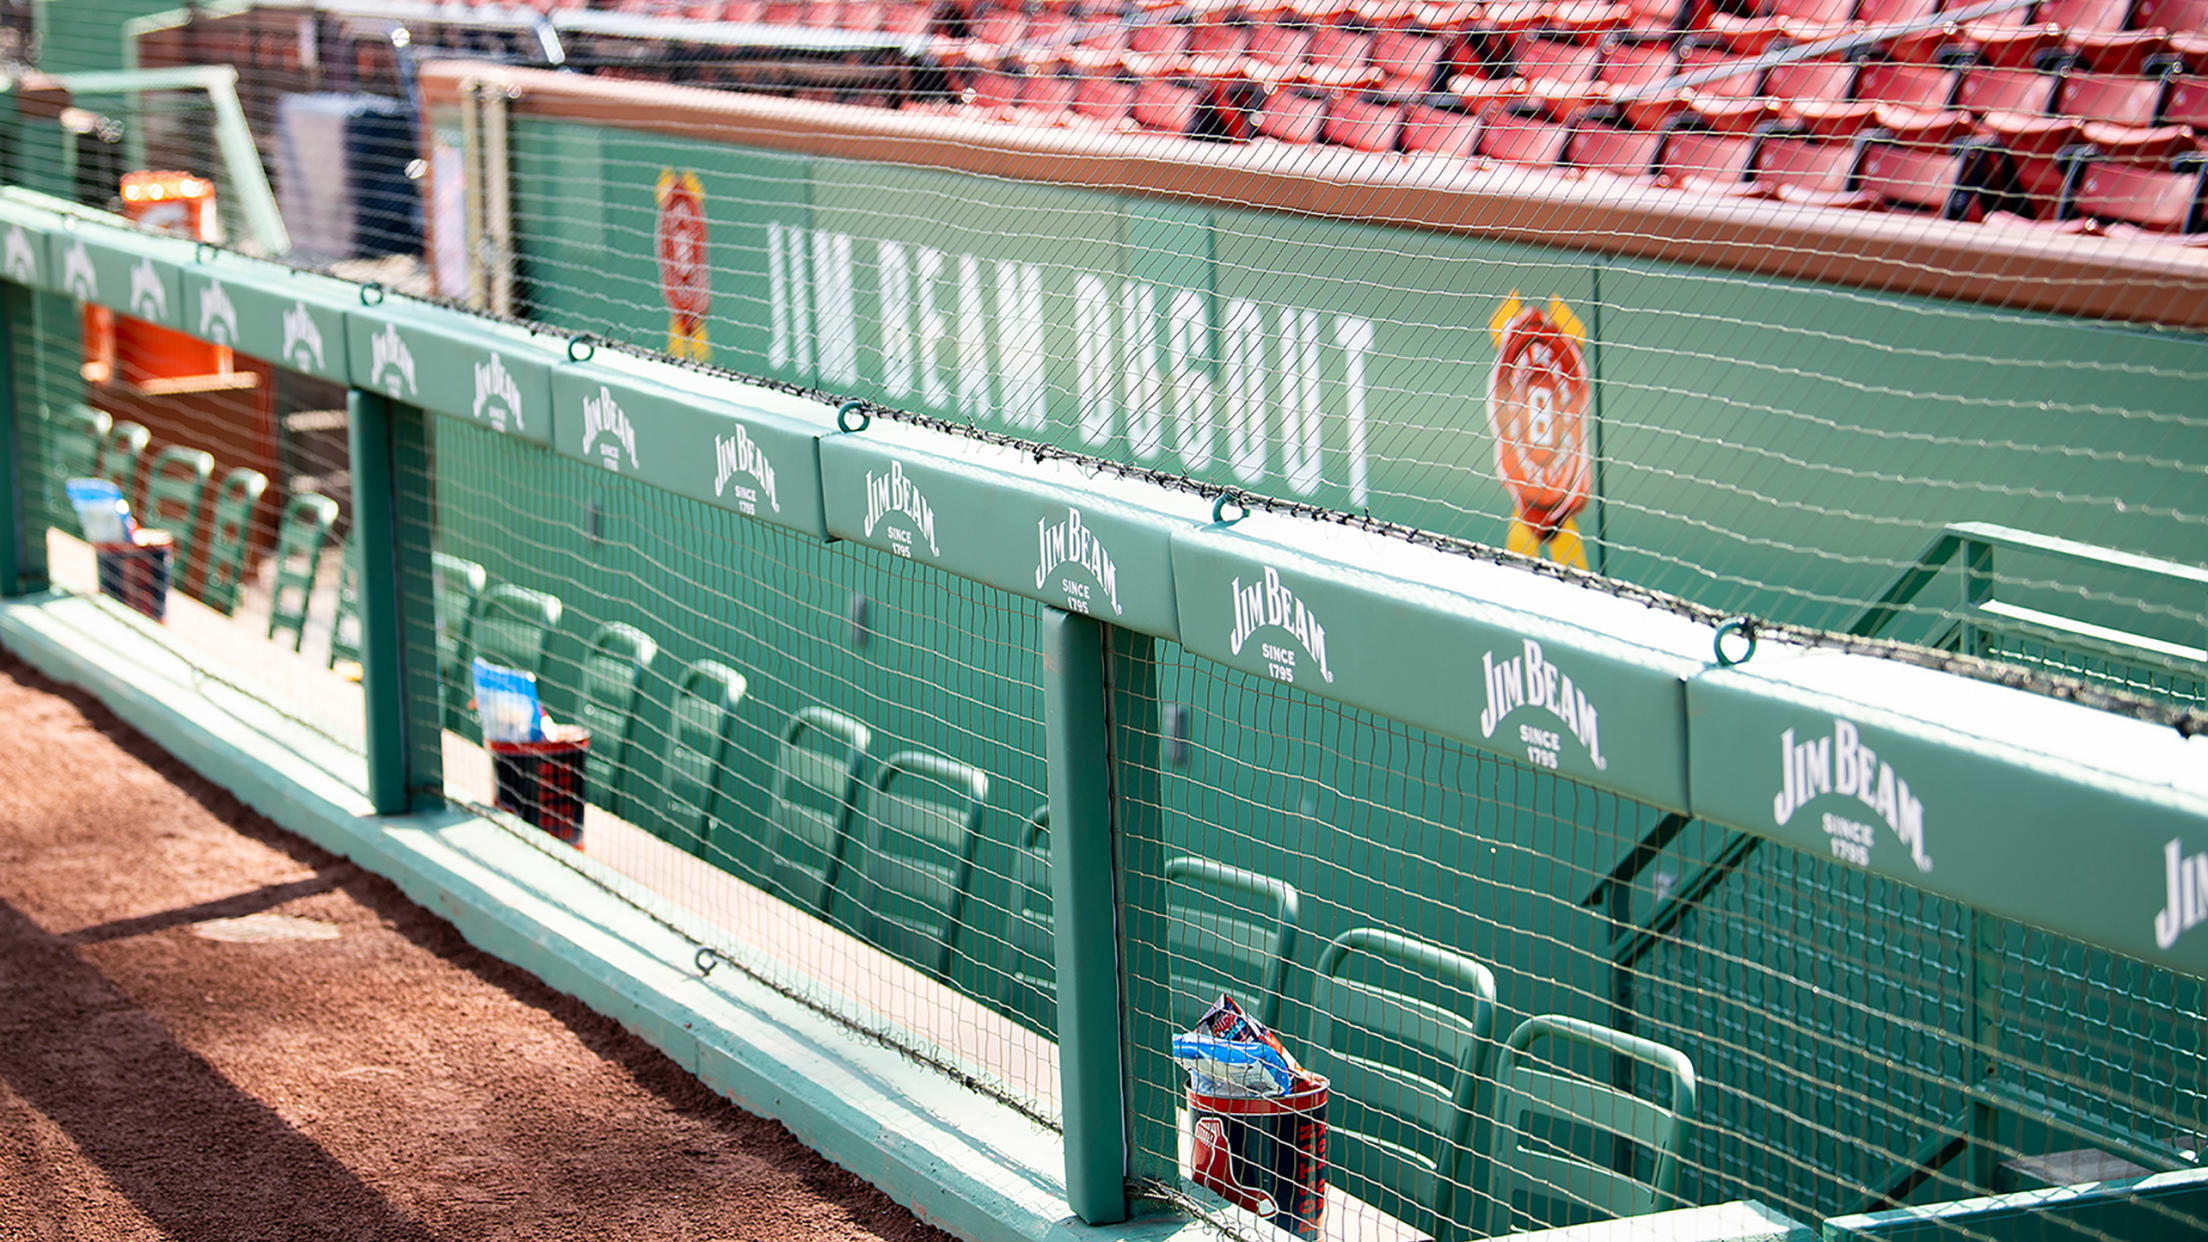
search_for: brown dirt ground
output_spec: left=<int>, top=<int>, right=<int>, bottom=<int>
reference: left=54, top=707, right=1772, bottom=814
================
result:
left=0, top=652, right=957, bottom=1242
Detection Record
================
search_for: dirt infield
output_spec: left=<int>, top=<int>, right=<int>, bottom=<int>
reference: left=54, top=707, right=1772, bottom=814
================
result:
left=0, top=654, right=955, bottom=1242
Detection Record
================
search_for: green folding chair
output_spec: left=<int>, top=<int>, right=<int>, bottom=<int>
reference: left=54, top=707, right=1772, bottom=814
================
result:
left=1305, top=928, right=1498, bottom=1242
left=98, top=419, right=150, bottom=498
left=1163, top=856, right=1301, bottom=1031
left=198, top=467, right=269, bottom=616
left=432, top=554, right=489, bottom=730
left=266, top=492, right=338, bottom=652
left=137, top=445, right=213, bottom=584
left=764, top=706, right=872, bottom=914
left=469, top=583, right=563, bottom=682
left=577, top=622, right=659, bottom=821
left=328, top=541, right=360, bottom=674
left=660, top=660, right=747, bottom=857
left=1001, top=806, right=1056, bottom=1030
left=855, top=751, right=989, bottom=981
left=50, top=405, right=109, bottom=505
left=1475, top=1015, right=1698, bottom=1237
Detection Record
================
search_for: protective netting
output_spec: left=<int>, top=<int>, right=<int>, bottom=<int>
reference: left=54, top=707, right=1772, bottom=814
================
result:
left=412, top=417, right=1062, bottom=1124
left=10, top=0, right=2207, bottom=727
left=7, top=271, right=367, bottom=778
left=1117, top=642, right=2208, bottom=1241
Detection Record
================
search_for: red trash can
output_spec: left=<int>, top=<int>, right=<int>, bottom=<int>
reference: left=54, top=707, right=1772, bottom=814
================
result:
left=1187, top=1074, right=1329, bottom=1239
left=93, top=529, right=174, bottom=622
left=489, top=725, right=590, bottom=848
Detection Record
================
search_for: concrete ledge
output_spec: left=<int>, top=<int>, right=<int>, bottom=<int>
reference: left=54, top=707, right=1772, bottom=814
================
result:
left=0, top=591, right=1197, bottom=1242
left=1500, top=1202, right=1816, bottom=1242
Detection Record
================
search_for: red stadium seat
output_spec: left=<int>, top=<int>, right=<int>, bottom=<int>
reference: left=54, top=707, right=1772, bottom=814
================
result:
left=1132, top=77, right=1208, bottom=132
left=1706, top=0, right=1857, bottom=54
left=1766, top=56, right=1861, bottom=105
left=1373, top=28, right=1451, bottom=89
left=1017, top=71, right=1081, bottom=120
left=1678, top=38, right=1770, bottom=99
left=1516, top=34, right=1605, bottom=80
left=1254, top=87, right=1332, bottom=139
left=1190, top=13, right=1254, bottom=58
left=2164, top=72, right=2208, bottom=124
left=2066, top=155, right=2208, bottom=233
left=881, top=3, right=938, bottom=34
left=1482, top=102, right=1576, bottom=161
left=1598, top=36, right=1680, bottom=88
left=1544, top=0, right=1639, bottom=40
left=1787, top=98, right=1882, bottom=134
left=1856, top=135, right=1997, bottom=216
left=1877, top=103, right=1975, bottom=142
left=801, top=3, right=847, bottom=28
left=1250, top=22, right=1315, bottom=67
left=1957, top=65, right=2061, bottom=113
left=1308, top=23, right=1380, bottom=84
left=2034, top=0, right=2135, bottom=32
left=2056, top=70, right=2170, bottom=127
left=1131, top=18, right=1194, bottom=56
left=1660, top=126, right=1764, bottom=188
left=1980, top=111, right=2085, bottom=207
left=2079, top=119, right=2195, bottom=158
left=1565, top=115, right=1668, bottom=177
left=1692, top=95, right=1784, bottom=131
left=2067, top=29, right=2171, bottom=75
left=1755, top=133, right=1878, bottom=204
left=1960, top=24, right=2064, bottom=69
left=1857, top=60, right=1963, bottom=109
left=1855, top=0, right=1940, bottom=24
left=969, top=68, right=1026, bottom=112
left=1401, top=95, right=1487, bottom=153
left=1323, top=91, right=1407, bottom=147
left=1072, top=73, right=1139, bottom=125
left=2173, top=30, right=2208, bottom=66
left=2135, top=0, right=2208, bottom=30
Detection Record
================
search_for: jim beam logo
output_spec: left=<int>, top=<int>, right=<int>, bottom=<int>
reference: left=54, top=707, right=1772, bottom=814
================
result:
left=1228, top=566, right=1333, bottom=685
left=862, top=460, right=938, bottom=560
left=1034, top=507, right=1121, bottom=617
left=1478, top=638, right=1605, bottom=772
left=198, top=280, right=239, bottom=345
left=2156, top=838, right=2208, bottom=950
left=1772, top=717, right=1930, bottom=873
left=581, top=386, right=639, bottom=472
left=4, top=226, right=38, bottom=284
left=61, top=240, right=96, bottom=301
left=471, top=351, right=525, bottom=434
left=128, top=257, right=167, bottom=320
left=713, top=424, right=780, bottom=516
left=282, top=301, right=327, bottom=373
left=369, top=323, right=417, bottom=396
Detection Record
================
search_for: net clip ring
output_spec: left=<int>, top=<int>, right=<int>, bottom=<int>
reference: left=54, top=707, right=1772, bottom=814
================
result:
left=1713, top=617, right=1759, bottom=668
left=836, top=400, right=871, bottom=434
left=193, top=241, right=219, bottom=265
left=1211, top=491, right=1247, bottom=527
left=566, top=335, right=595, bottom=363
left=694, top=946, right=722, bottom=978
left=359, top=281, right=386, bottom=307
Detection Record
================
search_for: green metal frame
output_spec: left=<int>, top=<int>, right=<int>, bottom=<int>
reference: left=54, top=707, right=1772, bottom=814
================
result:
left=576, top=621, right=659, bottom=821
left=197, top=466, right=267, bottom=617
left=1477, top=1015, right=1698, bottom=1238
left=764, top=705, right=872, bottom=914
left=855, top=750, right=989, bottom=982
left=1160, top=855, right=1301, bottom=1033
left=1306, top=928, right=1499, bottom=1242
left=660, top=659, right=747, bottom=856
left=136, top=444, right=211, bottom=582
left=328, top=540, right=359, bottom=673
left=51, top=405, right=108, bottom=504
left=265, top=492, right=337, bottom=653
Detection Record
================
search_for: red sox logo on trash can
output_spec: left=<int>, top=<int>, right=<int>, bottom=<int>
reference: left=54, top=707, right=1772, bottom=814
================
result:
left=1487, top=292, right=1592, bottom=570
left=656, top=168, right=710, bottom=361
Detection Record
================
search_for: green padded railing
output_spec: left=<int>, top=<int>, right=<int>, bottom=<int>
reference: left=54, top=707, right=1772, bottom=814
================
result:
left=432, top=553, right=489, bottom=731
left=765, top=706, right=873, bottom=915
left=856, top=750, right=990, bottom=982
left=137, top=444, right=211, bottom=585
left=266, top=492, right=338, bottom=653
left=1477, top=1015, right=1698, bottom=1238
left=1306, top=928, right=1498, bottom=1242
left=577, top=621, right=658, bottom=822
left=197, top=467, right=267, bottom=617
left=1002, top=805, right=1055, bottom=1032
left=1162, top=856, right=1300, bottom=1032
left=660, top=660, right=747, bottom=856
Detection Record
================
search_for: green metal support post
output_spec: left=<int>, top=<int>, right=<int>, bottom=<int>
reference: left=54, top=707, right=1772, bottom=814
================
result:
left=1042, top=607, right=1131, bottom=1225
left=0, top=283, right=22, bottom=599
left=1108, top=623, right=1176, bottom=1196
left=349, top=389, right=445, bottom=815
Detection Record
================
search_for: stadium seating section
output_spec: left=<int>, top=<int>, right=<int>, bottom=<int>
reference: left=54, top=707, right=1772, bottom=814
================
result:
left=567, top=0, right=2208, bottom=242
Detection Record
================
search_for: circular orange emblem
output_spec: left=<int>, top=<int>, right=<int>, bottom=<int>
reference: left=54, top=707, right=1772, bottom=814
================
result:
left=1487, top=304, right=1592, bottom=534
left=655, top=173, right=710, bottom=319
